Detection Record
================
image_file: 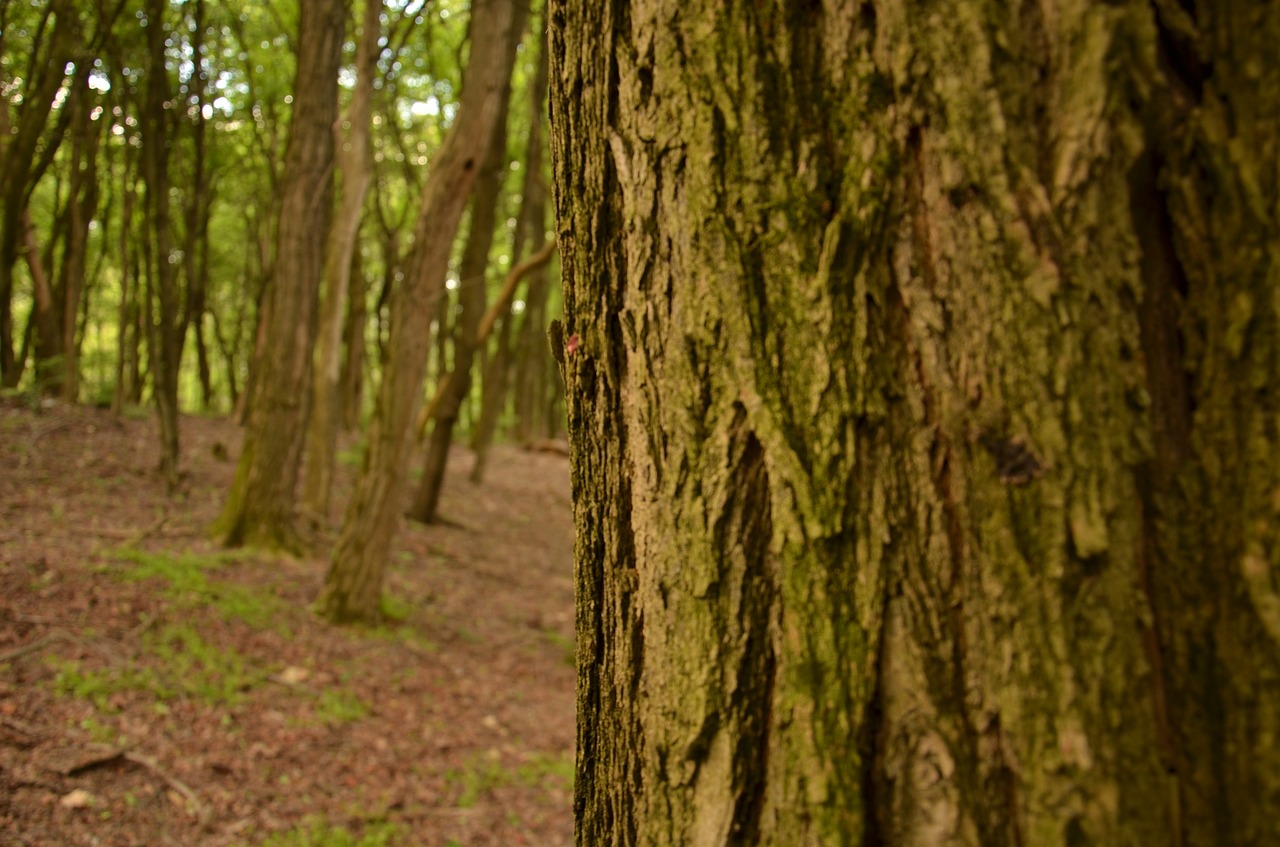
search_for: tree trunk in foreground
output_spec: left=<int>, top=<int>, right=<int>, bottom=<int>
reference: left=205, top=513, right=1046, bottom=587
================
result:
left=317, top=0, right=517, bottom=624
left=550, top=2, right=1280, bottom=845
left=213, top=0, right=345, bottom=550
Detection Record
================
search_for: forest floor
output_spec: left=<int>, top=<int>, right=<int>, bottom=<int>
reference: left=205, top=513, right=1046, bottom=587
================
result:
left=0, top=397, right=575, bottom=847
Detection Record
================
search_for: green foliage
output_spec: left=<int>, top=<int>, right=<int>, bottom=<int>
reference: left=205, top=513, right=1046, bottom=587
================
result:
left=112, top=548, right=289, bottom=633
left=49, top=622, right=266, bottom=709
left=246, top=817, right=401, bottom=847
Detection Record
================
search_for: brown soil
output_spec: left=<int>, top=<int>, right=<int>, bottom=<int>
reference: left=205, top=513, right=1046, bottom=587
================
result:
left=0, top=398, right=575, bottom=847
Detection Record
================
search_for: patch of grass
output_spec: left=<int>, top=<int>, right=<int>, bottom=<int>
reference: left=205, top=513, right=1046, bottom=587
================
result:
left=50, top=659, right=151, bottom=713
left=540, top=627, right=576, bottom=668
left=111, top=548, right=288, bottom=633
left=247, top=817, right=401, bottom=847
left=314, top=688, right=370, bottom=724
left=78, top=716, right=123, bottom=745
left=378, top=593, right=412, bottom=623
left=349, top=595, right=435, bottom=653
left=148, top=621, right=266, bottom=704
left=445, top=756, right=509, bottom=808
left=336, top=442, right=365, bottom=469
left=444, top=750, right=573, bottom=809
left=516, top=751, right=575, bottom=790
left=49, top=622, right=267, bottom=709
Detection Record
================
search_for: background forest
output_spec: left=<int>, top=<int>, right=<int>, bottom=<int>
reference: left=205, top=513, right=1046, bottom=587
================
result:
left=3, top=1, right=576, bottom=845
left=0, top=0, right=561, bottom=476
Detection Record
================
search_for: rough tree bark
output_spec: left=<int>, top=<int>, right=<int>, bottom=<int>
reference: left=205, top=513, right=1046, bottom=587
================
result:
left=551, top=2, right=1280, bottom=846
left=213, top=0, right=346, bottom=549
left=317, top=0, right=517, bottom=623
left=302, top=0, right=384, bottom=523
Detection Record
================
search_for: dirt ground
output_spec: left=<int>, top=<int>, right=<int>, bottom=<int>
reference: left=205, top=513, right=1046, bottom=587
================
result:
left=0, top=397, right=575, bottom=847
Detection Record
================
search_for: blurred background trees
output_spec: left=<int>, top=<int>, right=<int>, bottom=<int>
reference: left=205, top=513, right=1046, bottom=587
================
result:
left=0, top=0, right=562, bottom=554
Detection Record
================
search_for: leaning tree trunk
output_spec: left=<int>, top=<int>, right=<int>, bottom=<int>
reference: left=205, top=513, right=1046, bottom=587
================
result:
left=317, top=0, right=517, bottom=623
left=407, top=0, right=529, bottom=524
left=551, top=2, right=1280, bottom=846
left=213, top=0, right=345, bottom=550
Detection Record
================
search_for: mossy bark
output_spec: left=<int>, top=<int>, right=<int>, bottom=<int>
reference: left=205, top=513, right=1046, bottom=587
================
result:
left=550, top=2, right=1280, bottom=845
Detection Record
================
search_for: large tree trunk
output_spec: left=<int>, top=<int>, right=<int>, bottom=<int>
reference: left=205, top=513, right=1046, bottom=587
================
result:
left=302, top=0, right=384, bottom=523
left=551, top=3, right=1280, bottom=845
left=213, top=0, right=345, bottom=550
left=317, top=0, right=517, bottom=624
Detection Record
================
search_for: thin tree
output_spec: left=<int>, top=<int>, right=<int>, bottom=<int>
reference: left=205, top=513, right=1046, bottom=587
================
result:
left=0, top=0, right=79, bottom=387
left=472, top=2, right=550, bottom=482
left=406, top=0, right=530, bottom=524
left=317, top=0, right=518, bottom=624
left=552, top=2, right=1280, bottom=844
left=138, top=0, right=183, bottom=485
left=213, top=0, right=346, bottom=550
left=302, top=0, right=384, bottom=523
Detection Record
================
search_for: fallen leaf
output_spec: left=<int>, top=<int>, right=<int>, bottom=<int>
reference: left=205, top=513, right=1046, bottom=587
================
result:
left=278, top=666, right=309, bottom=685
left=60, top=789, right=93, bottom=809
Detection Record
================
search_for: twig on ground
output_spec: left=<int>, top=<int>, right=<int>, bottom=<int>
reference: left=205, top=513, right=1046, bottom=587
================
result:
left=1, top=715, right=42, bottom=738
left=123, top=751, right=210, bottom=823
left=62, top=746, right=210, bottom=824
left=0, top=631, right=73, bottom=663
left=90, top=513, right=172, bottom=547
left=30, top=417, right=74, bottom=443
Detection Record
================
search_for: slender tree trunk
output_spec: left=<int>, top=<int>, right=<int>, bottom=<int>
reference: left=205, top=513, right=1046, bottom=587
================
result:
left=0, top=1, right=76, bottom=387
left=510, top=28, right=553, bottom=446
left=58, top=69, right=103, bottom=402
left=213, top=0, right=346, bottom=550
left=181, top=0, right=213, bottom=409
left=139, top=0, right=183, bottom=485
left=469, top=309, right=511, bottom=482
left=552, top=2, right=1280, bottom=845
left=318, top=0, right=517, bottom=624
left=407, top=0, right=529, bottom=524
left=339, top=253, right=368, bottom=431
left=21, top=208, right=62, bottom=392
left=113, top=163, right=138, bottom=414
left=303, top=0, right=384, bottom=523
left=473, top=9, right=550, bottom=480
